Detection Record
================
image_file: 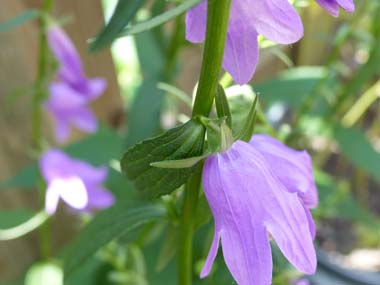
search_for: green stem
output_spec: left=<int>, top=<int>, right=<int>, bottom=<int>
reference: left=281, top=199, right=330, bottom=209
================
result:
left=178, top=1, right=232, bottom=284
left=32, top=0, right=54, bottom=152
left=33, top=0, right=54, bottom=260
left=192, top=0, right=232, bottom=117
left=178, top=165, right=202, bottom=285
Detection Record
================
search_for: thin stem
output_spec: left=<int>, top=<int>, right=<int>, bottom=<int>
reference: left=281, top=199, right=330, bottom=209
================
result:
left=178, top=165, right=202, bottom=285
left=178, top=1, right=232, bottom=284
left=32, top=0, right=54, bottom=152
left=192, top=0, right=232, bottom=117
left=33, top=0, right=54, bottom=260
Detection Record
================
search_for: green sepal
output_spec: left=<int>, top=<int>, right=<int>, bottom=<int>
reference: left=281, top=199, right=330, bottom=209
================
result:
left=121, top=120, right=205, bottom=199
left=235, top=94, right=258, bottom=142
left=150, top=155, right=207, bottom=169
left=198, top=116, right=234, bottom=153
left=215, top=84, right=232, bottom=128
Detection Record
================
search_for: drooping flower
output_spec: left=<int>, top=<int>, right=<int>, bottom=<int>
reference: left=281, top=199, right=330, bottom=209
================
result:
left=47, top=25, right=106, bottom=100
left=45, top=25, right=106, bottom=143
left=39, top=149, right=114, bottom=215
left=186, top=0, right=304, bottom=84
left=316, top=0, right=355, bottom=17
left=201, top=139, right=317, bottom=285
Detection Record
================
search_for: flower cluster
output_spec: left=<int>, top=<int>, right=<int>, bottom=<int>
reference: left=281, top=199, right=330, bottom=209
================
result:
left=186, top=0, right=355, bottom=84
left=45, top=25, right=106, bottom=143
left=39, top=26, right=113, bottom=215
left=201, top=135, right=318, bottom=285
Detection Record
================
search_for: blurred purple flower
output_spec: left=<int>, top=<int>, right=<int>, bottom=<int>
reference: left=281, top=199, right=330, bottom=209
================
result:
left=201, top=139, right=317, bottom=285
left=39, top=149, right=114, bottom=215
left=45, top=25, right=106, bottom=143
left=186, top=0, right=303, bottom=84
left=316, top=0, right=355, bottom=17
left=47, top=25, right=106, bottom=100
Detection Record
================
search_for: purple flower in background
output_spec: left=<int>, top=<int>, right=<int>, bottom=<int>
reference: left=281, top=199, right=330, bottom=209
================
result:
left=316, top=0, right=355, bottom=17
left=39, top=149, right=114, bottom=215
left=201, top=139, right=317, bottom=285
left=45, top=83, right=98, bottom=143
left=47, top=25, right=106, bottom=100
left=45, top=25, right=106, bottom=143
left=186, top=0, right=303, bottom=84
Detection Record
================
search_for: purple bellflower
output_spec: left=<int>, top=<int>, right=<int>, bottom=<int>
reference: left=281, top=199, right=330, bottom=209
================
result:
left=45, top=25, right=107, bottom=143
left=201, top=137, right=317, bottom=285
left=186, top=0, right=304, bottom=84
left=39, top=149, right=114, bottom=215
left=316, top=0, right=355, bottom=17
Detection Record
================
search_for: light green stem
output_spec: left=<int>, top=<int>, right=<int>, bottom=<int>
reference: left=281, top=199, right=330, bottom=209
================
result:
left=178, top=0, right=232, bottom=284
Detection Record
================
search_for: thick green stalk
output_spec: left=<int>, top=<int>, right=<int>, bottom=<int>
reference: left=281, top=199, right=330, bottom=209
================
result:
left=178, top=1, right=232, bottom=285
left=192, top=0, right=232, bottom=117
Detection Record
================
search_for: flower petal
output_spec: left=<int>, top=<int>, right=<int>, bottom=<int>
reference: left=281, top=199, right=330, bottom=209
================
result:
left=250, top=134, right=318, bottom=209
left=47, top=25, right=84, bottom=84
left=86, top=78, right=107, bottom=100
left=316, top=0, right=340, bottom=16
left=70, top=107, right=98, bottom=134
left=185, top=0, right=207, bottom=43
left=86, top=187, right=115, bottom=209
left=245, top=0, right=303, bottom=43
left=223, top=17, right=259, bottom=85
left=53, top=177, right=88, bottom=210
left=45, top=185, right=61, bottom=214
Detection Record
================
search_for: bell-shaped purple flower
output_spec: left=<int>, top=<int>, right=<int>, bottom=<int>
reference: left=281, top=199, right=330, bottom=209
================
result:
left=186, top=0, right=303, bottom=84
left=201, top=140, right=317, bottom=285
left=316, top=0, right=355, bottom=17
left=39, top=149, right=114, bottom=215
left=47, top=25, right=107, bottom=100
left=45, top=25, right=107, bottom=143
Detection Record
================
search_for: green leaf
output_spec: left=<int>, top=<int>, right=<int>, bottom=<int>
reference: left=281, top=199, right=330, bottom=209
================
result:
left=119, top=0, right=203, bottom=37
left=63, top=202, right=166, bottom=276
left=125, top=31, right=165, bottom=147
left=0, top=10, right=39, bottom=33
left=334, top=125, right=380, bottom=180
left=121, top=120, right=205, bottom=198
left=0, top=209, right=34, bottom=229
left=215, top=85, right=232, bottom=128
left=90, top=0, right=146, bottom=51
left=235, top=95, right=258, bottom=142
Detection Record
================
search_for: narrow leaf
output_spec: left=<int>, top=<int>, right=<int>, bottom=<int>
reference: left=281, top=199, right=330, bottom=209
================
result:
left=119, top=0, right=202, bottom=37
left=0, top=10, right=39, bottom=33
left=90, top=0, right=146, bottom=51
left=215, top=85, right=232, bottom=127
left=63, top=202, right=165, bottom=276
left=121, top=120, right=205, bottom=198
left=235, top=95, right=258, bottom=142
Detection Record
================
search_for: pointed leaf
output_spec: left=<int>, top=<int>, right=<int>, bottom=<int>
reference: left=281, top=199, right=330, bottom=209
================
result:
left=90, top=0, right=146, bottom=51
left=235, top=95, right=258, bottom=142
left=119, top=0, right=203, bottom=37
left=121, top=120, right=205, bottom=198
left=215, top=85, right=232, bottom=128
